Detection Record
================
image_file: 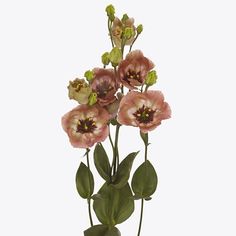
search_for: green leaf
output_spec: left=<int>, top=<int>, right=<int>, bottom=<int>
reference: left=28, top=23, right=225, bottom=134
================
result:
left=131, top=160, right=158, bottom=198
left=112, top=152, right=139, bottom=189
left=84, top=225, right=121, bottom=236
left=94, top=143, right=111, bottom=181
left=75, top=162, right=94, bottom=199
left=105, top=227, right=121, bottom=236
left=93, top=183, right=134, bottom=226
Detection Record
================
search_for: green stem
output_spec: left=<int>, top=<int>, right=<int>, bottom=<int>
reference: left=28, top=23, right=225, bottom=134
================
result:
left=86, top=149, right=93, bottom=227
left=129, top=34, right=139, bottom=52
left=141, top=84, right=144, bottom=93
left=144, top=141, right=148, bottom=162
left=109, top=125, right=115, bottom=179
left=145, top=85, right=149, bottom=92
left=137, top=133, right=148, bottom=236
left=108, top=132, right=115, bottom=151
left=137, top=198, right=144, bottom=236
left=121, top=85, right=124, bottom=94
left=87, top=199, right=93, bottom=227
left=121, top=40, right=125, bottom=56
left=113, top=124, right=121, bottom=176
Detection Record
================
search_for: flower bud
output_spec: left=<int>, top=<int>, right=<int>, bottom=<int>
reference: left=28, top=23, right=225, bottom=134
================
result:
left=106, top=4, right=115, bottom=21
left=145, top=70, right=158, bottom=86
left=68, top=78, right=92, bottom=104
left=109, top=47, right=122, bottom=66
left=124, top=27, right=134, bottom=40
left=84, top=70, right=94, bottom=82
left=101, top=52, right=110, bottom=66
left=121, top=14, right=129, bottom=23
left=88, top=92, right=97, bottom=106
left=137, top=24, right=143, bottom=34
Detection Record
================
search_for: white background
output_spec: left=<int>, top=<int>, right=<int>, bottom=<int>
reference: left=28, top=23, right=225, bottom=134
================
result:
left=0, top=0, right=236, bottom=235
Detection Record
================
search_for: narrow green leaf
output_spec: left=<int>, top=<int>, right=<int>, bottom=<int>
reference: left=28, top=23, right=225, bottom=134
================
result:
left=75, top=162, right=94, bottom=199
left=84, top=225, right=121, bottom=236
left=112, top=151, right=139, bottom=189
left=94, top=143, right=111, bottom=181
left=93, top=183, right=134, bottom=226
left=131, top=160, right=158, bottom=198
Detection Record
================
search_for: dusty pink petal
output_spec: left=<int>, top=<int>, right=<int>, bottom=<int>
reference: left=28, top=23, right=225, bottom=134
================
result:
left=119, top=91, right=145, bottom=109
left=91, top=68, right=118, bottom=106
left=61, top=104, right=110, bottom=149
left=117, top=90, right=171, bottom=132
left=118, top=50, right=155, bottom=90
left=139, top=122, right=161, bottom=133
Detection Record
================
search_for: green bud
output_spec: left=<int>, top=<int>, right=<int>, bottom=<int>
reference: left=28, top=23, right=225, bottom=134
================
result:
left=101, top=52, right=110, bottom=66
left=145, top=70, right=158, bottom=86
left=106, top=4, right=115, bottom=21
left=84, top=70, right=94, bottom=82
left=109, top=47, right=122, bottom=66
left=137, top=24, right=143, bottom=34
left=124, top=27, right=134, bottom=40
left=121, top=14, right=129, bottom=23
left=88, top=92, right=97, bottom=106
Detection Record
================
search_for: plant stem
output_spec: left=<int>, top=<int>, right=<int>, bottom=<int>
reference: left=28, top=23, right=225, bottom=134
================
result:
left=137, top=198, right=144, bottom=236
left=145, top=142, right=148, bottom=162
left=129, top=34, right=139, bottom=52
left=137, top=133, right=149, bottom=236
left=109, top=125, right=115, bottom=179
left=87, top=199, right=93, bottom=227
left=109, top=132, right=115, bottom=150
left=86, top=149, right=93, bottom=227
left=113, top=124, right=121, bottom=176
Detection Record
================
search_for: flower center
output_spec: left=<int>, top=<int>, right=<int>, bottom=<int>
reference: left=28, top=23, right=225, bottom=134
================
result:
left=113, top=26, right=122, bottom=38
left=96, top=81, right=113, bottom=98
left=124, top=70, right=142, bottom=84
left=76, top=118, right=97, bottom=134
left=133, top=105, right=155, bottom=124
left=70, top=79, right=87, bottom=92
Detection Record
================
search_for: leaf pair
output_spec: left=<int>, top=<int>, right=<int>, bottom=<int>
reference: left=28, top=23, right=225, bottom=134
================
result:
left=93, top=183, right=134, bottom=226
left=94, top=143, right=138, bottom=189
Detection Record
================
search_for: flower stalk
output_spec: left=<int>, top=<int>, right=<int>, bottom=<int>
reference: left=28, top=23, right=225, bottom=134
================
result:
left=137, top=132, right=148, bottom=236
left=86, top=149, right=94, bottom=227
left=112, top=123, right=121, bottom=176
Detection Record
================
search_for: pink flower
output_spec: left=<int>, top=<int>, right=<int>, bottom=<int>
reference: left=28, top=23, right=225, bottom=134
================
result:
left=91, top=68, right=119, bottom=106
left=117, top=91, right=171, bottom=133
left=62, top=105, right=110, bottom=148
left=118, top=50, right=154, bottom=90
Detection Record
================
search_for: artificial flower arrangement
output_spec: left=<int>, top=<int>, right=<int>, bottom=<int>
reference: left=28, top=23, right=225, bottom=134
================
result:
left=62, top=5, right=171, bottom=236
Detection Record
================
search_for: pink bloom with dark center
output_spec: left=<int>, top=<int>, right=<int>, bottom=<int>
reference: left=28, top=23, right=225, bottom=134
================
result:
left=117, top=90, right=171, bottom=133
left=62, top=105, right=110, bottom=148
left=91, top=68, right=119, bottom=106
left=118, top=50, right=154, bottom=90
